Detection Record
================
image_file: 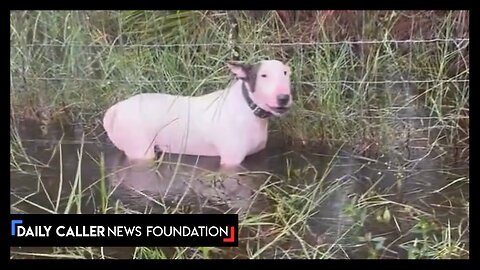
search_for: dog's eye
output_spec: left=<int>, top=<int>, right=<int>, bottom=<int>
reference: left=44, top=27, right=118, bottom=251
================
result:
left=261, top=74, right=267, bottom=78
left=284, top=71, right=287, bottom=75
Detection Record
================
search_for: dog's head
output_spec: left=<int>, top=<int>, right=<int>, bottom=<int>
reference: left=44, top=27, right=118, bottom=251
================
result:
left=227, top=59, right=292, bottom=116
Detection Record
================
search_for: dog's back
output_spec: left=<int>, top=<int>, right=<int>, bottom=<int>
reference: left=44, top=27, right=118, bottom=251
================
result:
left=103, top=91, right=228, bottom=159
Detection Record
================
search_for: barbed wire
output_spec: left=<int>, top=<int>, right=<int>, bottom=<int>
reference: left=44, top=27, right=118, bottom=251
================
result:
left=14, top=38, right=469, bottom=49
left=10, top=76, right=469, bottom=85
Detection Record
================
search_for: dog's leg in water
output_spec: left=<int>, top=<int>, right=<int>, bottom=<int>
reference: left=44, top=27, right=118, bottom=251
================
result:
left=218, top=151, right=249, bottom=175
left=122, top=137, right=157, bottom=163
left=219, top=163, right=248, bottom=175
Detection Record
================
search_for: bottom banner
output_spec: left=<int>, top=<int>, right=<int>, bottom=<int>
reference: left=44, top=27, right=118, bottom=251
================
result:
left=9, top=214, right=238, bottom=247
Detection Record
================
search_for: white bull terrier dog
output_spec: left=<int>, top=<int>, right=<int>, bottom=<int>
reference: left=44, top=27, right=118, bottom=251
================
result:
left=102, top=59, right=293, bottom=169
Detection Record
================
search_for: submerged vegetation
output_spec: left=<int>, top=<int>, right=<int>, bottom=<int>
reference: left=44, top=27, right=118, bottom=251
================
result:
left=10, top=10, right=469, bottom=259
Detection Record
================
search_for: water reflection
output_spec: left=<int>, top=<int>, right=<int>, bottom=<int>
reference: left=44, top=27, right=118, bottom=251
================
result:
left=10, top=103, right=468, bottom=259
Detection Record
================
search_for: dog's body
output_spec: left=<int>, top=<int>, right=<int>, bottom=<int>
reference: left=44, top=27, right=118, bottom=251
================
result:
left=103, top=60, right=292, bottom=167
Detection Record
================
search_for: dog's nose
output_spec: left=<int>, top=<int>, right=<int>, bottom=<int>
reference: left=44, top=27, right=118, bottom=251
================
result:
left=276, top=94, right=290, bottom=106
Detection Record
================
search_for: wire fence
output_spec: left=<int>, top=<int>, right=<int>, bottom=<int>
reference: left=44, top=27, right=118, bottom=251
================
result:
left=11, top=38, right=469, bottom=84
left=10, top=76, right=470, bottom=85
left=9, top=13, right=471, bottom=260
left=10, top=37, right=470, bottom=139
left=18, top=38, right=469, bottom=48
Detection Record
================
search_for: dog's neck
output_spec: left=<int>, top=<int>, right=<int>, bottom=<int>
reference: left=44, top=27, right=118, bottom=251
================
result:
left=241, top=81, right=273, bottom=119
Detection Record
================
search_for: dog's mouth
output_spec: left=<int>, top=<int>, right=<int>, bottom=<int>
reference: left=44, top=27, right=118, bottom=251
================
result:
left=268, top=105, right=290, bottom=114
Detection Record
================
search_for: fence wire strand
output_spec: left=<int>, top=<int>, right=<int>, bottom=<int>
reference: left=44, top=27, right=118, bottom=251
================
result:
left=11, top=38, right=469, bottom=87
left=17, top=38, right=469, bottom=48
left=10, top=76, right=470, bottom=86
left=10, top=37, right=469, bottom=129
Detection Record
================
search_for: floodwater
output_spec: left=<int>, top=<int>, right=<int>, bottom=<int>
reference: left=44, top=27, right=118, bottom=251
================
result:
left=10, top=84, right=469, bottom=259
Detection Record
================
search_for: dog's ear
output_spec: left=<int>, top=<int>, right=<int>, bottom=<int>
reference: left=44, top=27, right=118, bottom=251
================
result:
left=227, top=62, right=252, bottom=80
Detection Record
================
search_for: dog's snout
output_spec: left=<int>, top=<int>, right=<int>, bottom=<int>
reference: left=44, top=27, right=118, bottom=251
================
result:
left=276, top=94, right=290, bottom=106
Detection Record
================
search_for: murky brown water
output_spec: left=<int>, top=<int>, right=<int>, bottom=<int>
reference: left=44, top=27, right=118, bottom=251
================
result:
left=10, top=117, right=469, bottom=259
left=10, top=83, right=469, bottom=259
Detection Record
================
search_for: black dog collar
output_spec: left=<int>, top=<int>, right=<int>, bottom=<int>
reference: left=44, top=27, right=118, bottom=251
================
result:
left=241, top=81, right=272, bottom=119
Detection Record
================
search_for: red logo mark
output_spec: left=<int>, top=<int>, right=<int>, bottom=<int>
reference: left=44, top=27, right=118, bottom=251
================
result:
left=223, top=226, right=235, bottom=243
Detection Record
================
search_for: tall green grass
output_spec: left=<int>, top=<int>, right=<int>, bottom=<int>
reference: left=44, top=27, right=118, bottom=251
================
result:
left=10, top=10, right=469, bottom=259
left=10, top=11, right=469, bottom=149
